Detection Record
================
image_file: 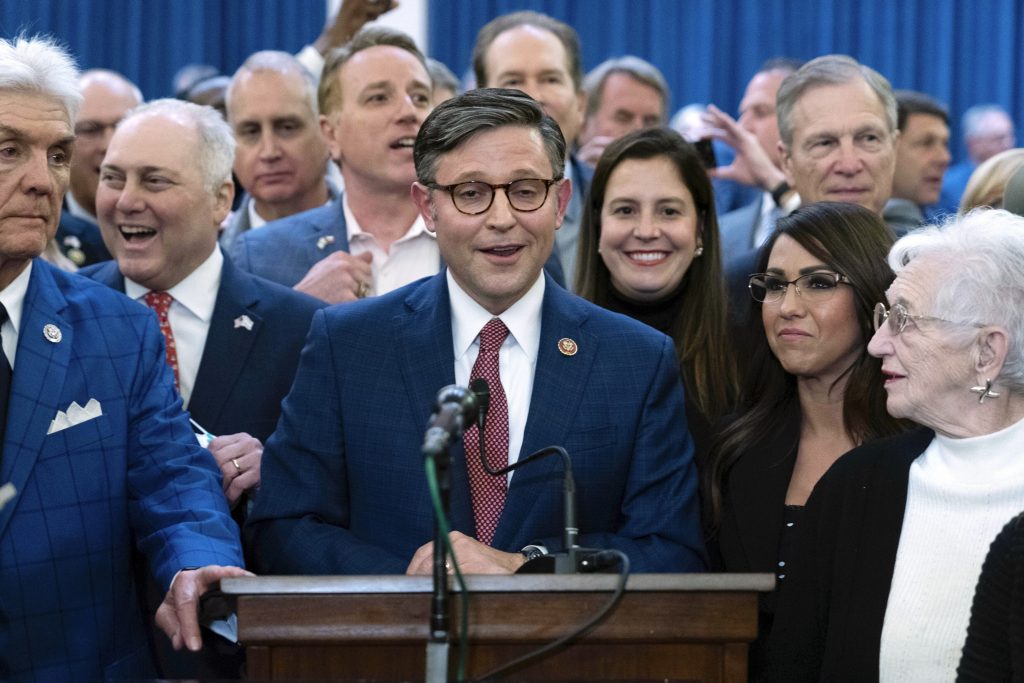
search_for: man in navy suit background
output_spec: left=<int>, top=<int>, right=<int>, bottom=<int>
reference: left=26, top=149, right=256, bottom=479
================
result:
left=246, top=88, right=705, bottom=575
left=0, top=37, right=246, bottom=681
left=229, top=27, right=438, bottom=304
left=83, top=98, right=323, bottom=506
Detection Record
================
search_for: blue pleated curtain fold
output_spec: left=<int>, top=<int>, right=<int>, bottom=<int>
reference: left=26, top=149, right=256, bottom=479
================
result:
left=2, top=1, right=1021, bottom=164
left=0, top=0, right=323, bottom=100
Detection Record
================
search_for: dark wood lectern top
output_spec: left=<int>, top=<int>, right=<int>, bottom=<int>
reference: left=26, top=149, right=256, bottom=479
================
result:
left=220, top=573, right=775, bottom=596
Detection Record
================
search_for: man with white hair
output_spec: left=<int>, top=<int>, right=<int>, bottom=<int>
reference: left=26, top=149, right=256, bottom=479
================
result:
left=0, top=37, right=246, bottom=681
left=84, top=98, right=323, bottom=505
left=82, top=96, right=323, bottom=676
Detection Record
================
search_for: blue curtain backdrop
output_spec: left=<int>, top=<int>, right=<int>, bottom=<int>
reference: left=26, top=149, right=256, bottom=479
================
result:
left=428, top=0, right=1024, bottom=163
left=3, top=1, right=1022, bottom=163
left=0, top=0, right=324, bottom=100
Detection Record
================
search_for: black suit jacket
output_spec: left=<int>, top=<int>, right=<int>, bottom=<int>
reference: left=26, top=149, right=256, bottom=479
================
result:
left=81, top=253, right=325, bottom=443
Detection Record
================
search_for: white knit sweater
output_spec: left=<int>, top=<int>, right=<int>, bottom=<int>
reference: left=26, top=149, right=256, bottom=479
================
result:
left=879, top=417, right=1024, bottom=682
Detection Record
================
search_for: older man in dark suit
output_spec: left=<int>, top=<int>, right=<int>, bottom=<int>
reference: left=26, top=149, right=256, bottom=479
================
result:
left=83, top=97, right=323, bottom=507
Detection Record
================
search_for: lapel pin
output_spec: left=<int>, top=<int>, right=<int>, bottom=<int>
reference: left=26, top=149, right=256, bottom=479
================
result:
left=233, top=314, right=254, bottom=331
left=557, top=338, right=578, bottom=356
left=67, top=248, right=86, bottom=266
left=316, top=235, right=335, bottom=250
left=43, top=324, right=62, bottom=343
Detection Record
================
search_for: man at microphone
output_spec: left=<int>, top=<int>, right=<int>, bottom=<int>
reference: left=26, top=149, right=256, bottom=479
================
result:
left=246, top=88, right=706, bottom=574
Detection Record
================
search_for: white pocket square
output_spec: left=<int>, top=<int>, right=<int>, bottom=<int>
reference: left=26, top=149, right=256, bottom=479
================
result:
left=47, top=398, right=103, bottom=435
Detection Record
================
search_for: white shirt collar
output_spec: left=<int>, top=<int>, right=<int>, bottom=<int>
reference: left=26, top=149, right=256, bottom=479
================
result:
left=343, top=192, right=433, bottom=244
left=447, top=269, right=544, bottom=364
left=246, top=196, right=268, bottom=229
left=0, top=260, right=33, bottom=334
left=125, top=246, right=223, bottom=322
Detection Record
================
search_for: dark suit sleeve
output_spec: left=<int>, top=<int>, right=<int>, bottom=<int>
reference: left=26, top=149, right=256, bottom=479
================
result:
left=127, top=312, right=244, bottom=590
left=245, top=310, right=409, bottom=574
left=553, top=335, right=707, bottom=572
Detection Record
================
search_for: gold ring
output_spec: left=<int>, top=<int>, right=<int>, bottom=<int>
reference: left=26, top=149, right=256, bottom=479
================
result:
left=356, top=281, right=371, bottom=299
left=232, top=458, right=241, bottom=472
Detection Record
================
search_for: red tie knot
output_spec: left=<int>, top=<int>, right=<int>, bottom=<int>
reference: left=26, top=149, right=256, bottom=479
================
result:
left=479, top=318, right=509, bottom=353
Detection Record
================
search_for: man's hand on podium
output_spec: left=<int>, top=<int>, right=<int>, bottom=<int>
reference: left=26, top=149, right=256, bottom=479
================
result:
left=156, top=565, right=254, bottom=651
left=406, top=530, right=527, bottom=575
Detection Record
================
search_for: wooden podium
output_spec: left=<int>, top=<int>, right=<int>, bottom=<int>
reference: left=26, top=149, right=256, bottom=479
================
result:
left=220, top=573, right=773, bottom=682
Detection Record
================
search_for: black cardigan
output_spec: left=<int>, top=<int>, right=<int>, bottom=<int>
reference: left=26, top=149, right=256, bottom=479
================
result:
left=764, top=426, right=935, bottom=682
left=957, top=509, right=1024, bottom=681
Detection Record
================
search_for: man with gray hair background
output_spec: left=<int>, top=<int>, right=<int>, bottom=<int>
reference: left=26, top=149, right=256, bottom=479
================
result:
left=724, top=54, right=900, bottom=326
left=0, top=37, right=246, bottom=680
left=220, top=51, right=336, bottom=248
left=576, top=55, right=670, bottom=167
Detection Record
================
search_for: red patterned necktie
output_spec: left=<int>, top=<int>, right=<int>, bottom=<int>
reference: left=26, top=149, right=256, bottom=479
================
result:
left=465, top=317, right=510, bottom=546
left=144, top=291, right=180, bottom=391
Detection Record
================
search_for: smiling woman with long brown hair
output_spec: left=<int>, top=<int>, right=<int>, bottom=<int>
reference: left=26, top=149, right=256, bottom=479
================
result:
left=576, top=127, right=738, bottom=457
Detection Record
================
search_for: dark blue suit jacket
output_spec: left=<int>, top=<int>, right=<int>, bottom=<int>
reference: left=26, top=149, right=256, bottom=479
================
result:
left=246, top=272, right=706, bottom=574
left=56, top=202, right=111, bottom=267
left=0, top=261, right=242, bottom=682
left=82, top=253, right=325, bottom=443
left=228, top=192, right=566, bottom=289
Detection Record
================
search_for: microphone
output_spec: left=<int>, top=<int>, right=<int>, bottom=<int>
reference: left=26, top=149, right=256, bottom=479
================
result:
left=422, top=385, right=479, bottom=457
left=469, top=379, right=588, bottom=573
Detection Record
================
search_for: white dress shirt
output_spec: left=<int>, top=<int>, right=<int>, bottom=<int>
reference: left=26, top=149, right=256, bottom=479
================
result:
left=448, top=270, right=544, bottom=481
left=0, top=262, right=33, bottom=368
left=345, top=194, right=438, bottom=295
left=125, top=247, right=223, bottom=408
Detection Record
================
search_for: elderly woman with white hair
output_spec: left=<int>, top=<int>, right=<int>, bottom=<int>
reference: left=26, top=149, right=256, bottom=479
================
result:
left=766, top=208, right=1024, bottom=681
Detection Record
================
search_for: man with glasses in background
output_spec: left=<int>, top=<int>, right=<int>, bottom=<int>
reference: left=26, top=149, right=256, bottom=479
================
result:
left=246, top=88, right=706, bottom=577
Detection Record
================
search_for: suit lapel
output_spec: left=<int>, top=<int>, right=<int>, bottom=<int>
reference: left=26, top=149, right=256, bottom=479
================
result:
left=492, top=280, right=598, bottom=548
left=305, top=196, right=349, bottom=264
left=0, top=262, right=72, bottom=538
left=393, top=274, right=473, bottom=530
left=189, top=258, right=261, bottom=431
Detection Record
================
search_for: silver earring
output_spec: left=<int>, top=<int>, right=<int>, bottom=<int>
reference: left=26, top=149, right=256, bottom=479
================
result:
left=970, top=379, right=1001, bottom=403
left=694, top=246, right=704, bottom=257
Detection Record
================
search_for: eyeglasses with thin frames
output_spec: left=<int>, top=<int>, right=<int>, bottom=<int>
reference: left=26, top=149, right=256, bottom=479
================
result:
left=427, top=178, right=562, bottom=215
left=872, top=302, right=985, bottom=335
left=748, top=271, right=851, bottom=304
